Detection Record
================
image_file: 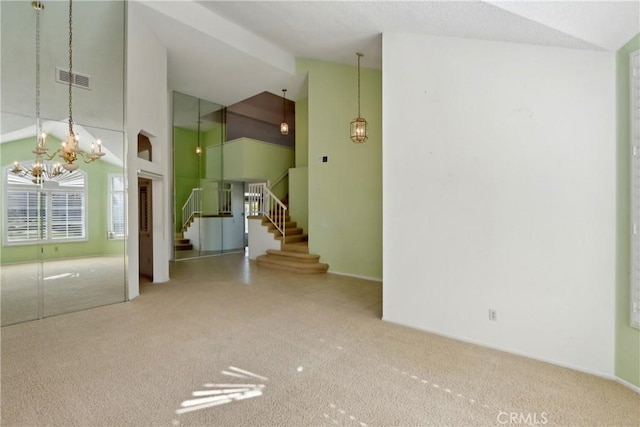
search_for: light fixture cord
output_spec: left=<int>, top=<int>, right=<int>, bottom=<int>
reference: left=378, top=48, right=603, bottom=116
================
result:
left=67, top=0, right=73, bottom=135
left=197, top=99, right=201, bottom=150
left=35, top=4, right=41, bottom=132
left=357, top=53, right=362, bottom=118
left=282, top=90, right=286, bottom=123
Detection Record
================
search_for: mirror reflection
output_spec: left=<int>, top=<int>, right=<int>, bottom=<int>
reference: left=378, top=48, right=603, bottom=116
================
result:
left=172, top=90, right=296, bottom=261
left=173, top=92, right=245, bottom=260
left=0, top=1, right=126, bottom=326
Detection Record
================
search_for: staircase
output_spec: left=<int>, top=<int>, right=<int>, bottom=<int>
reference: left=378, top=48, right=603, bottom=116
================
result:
left=175, top=232, right=193, bottom=251
left=252, top=191, right=328, bottom=274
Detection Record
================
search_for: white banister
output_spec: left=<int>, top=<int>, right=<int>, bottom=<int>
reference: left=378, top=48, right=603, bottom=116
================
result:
left=181, top=188, right=201, bottom=231
left=247, top=182, right=287, bottom=237
left=219, top=187, right=232, bottom=214
left=181, top=185, right=234, bottom=231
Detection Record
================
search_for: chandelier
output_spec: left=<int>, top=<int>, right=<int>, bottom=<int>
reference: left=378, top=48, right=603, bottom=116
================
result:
left=11, top=2, right=65, bottom=184
left=280, top=89, right=289, bottom=135
left=350, top=52, right=368, bottom=143
left=54, top=0, right=105, bottom=170
left=16, top=0, right=105, bottom=179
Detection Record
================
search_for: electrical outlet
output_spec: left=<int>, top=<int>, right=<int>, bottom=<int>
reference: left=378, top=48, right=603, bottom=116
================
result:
left=488, top=309, right=497, bottom=321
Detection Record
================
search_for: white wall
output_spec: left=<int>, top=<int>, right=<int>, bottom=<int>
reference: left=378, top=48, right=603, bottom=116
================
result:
left=383, top=34, right=616, bottom=376
left=126, top=1, right=171, bottom=297
left=248, top=218, right=280, bottom=260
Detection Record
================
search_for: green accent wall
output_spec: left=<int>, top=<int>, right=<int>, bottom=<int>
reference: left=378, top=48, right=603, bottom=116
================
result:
left=206, top=137, right=294, bottom=199
left=297, top=58, right=382, bottom=280
left=290, top=95, right=310, bottom=234
left=174, top=124, right=226, bottom=232
left=289, top=166, right=309, bottom=234
left=616, top=33, right=640, bottom=388
left=174, top=126, right=202, bottom=232
left=202, top=123, right=224, bottom=181
left=0, top=136, right=125, bottom=264
left=296, top=97, right=309, bottom=167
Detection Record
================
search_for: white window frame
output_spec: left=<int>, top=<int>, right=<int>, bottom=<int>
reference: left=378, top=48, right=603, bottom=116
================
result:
left=3, top=163, right=88, bottom=246
left=108, top=173, right=126, bottom=240
left=630, top=49, right=640, bottom=329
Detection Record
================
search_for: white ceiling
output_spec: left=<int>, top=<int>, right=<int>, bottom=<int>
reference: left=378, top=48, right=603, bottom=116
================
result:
left=136, top=0, right=640, bottom=105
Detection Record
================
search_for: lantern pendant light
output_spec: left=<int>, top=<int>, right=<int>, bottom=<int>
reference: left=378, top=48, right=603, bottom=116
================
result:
left=350, top=52, right=368, bottom=143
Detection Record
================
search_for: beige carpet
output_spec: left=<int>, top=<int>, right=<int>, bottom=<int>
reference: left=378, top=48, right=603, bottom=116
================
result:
left=1, top=256, right=126, bottom=326
left=1, top=253, right=638, bottom=426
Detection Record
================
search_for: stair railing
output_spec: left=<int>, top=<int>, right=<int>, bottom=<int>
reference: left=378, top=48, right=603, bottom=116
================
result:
left=267, top=169, right=289, bottom=193
left=183, top=185, right=235, bottom=231
left=247, top=182, right=287, bottom=237
left=181, top=188, right=201, bottom=231
left=218, top=187, right=232, bottom=214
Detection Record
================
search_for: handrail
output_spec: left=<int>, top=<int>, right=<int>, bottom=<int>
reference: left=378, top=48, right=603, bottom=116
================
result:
left=247, top=182, right=287, bottom=237
left=181, top=186, right=234, bottom=231
left=181, top=188, right=201, bottom=231
left=268, top=169, right=289, bottom=190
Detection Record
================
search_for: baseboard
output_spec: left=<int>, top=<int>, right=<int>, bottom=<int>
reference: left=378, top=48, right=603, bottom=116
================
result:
left=381, top=317, right=615, bottom=381
left=615, top=377, right=640, bottom=393
left=328, top=270, right=382, bottom=282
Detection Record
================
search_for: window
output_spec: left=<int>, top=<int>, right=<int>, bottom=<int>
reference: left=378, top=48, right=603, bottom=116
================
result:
left=6, top=190, right=47, bottom=242
left=4, top=164, right=86, bottom=245
left=108, top=174, right=126, bottom=239
left=631, top=49, right=640, bottom=328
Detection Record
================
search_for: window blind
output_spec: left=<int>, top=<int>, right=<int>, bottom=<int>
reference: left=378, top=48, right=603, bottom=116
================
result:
left=6, top=190, right=46, bottom=242
left=109, top=175, right=126, bottom=238
left=4, top=165, right=86, bottom=245
left=51, top=192, right=85, bottom=239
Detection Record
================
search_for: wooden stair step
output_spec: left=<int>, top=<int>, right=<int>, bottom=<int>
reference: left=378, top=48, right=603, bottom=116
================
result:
left=266, top=221, right=297, bottom=230
left=254, top=209, right=327, bottom=273
left=262, top=219, right=290, bottom=230
left=275, top=234, right=308, bottom=244
left=256, top=255, right=328, bottom=274
left=268, top=211, right=290, bottom=216
left=281, top=242, right=309, bottom=253
left=175, top=243, right=193, bottom=251
left=175, top=238, right=191, bottom=244
left=269, top=227, right=303, bottom=236
left=264, top=216, right=291, bottom=223
left=266, top=249, right=321, bottom=263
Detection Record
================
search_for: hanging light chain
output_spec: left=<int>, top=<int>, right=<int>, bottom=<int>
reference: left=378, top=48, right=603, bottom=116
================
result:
left=68, top=0, right=73, bottom=134
left=350, top=52, right=368, bottom=143
left=282, top=89, right=287, bottom=123
left=35, top=3, right=41, bottom=130
left=356, top=52, right=363, bottom=118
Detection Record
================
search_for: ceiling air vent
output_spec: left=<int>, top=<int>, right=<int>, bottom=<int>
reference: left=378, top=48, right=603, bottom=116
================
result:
left=56, top=67, right=91, bottom=90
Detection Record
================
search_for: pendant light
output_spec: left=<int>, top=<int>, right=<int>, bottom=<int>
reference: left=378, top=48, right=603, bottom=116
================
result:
left=350, top=52, right=368, bottom=143
left=280, top=89, right=289, bottom=135
left=30, top=0, right=105, bottom=172
left=11, top=2, right=64, bottom=184
left=58, top=0, right=105, bottom=170
left=196, top=100, right=202, bottom=155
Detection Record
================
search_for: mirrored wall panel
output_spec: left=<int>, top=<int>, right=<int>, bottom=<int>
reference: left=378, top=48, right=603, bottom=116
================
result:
left=173, top=92, right=246, bottom=260
left=1, top=1, right=126, bottom=326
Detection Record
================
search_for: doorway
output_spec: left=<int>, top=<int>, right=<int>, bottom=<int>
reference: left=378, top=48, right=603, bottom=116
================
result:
left=138, top=178, right=153, bottom=280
